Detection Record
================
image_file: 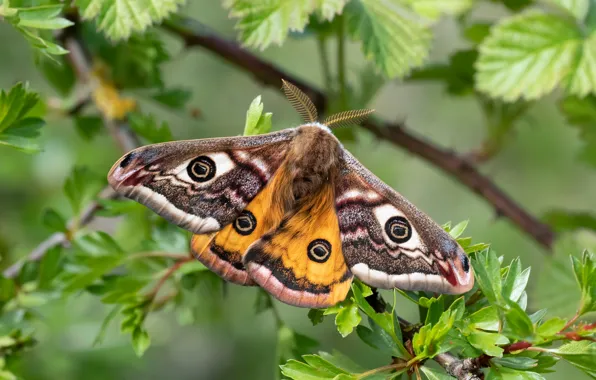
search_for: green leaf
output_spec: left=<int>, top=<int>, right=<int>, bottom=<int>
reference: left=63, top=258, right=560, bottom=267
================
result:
left=548, top=341, right=596, bottom=378
left=316, top=0, right=348, bottom=20
left=413, top=297, right=465, bottom=359
left=131, top=326, right=151, bottom=357
left=303, top=354, right=350, bottom=377
left=476, top=10, right=583, bottom=101
left=76, top=0, right=185, bottom=40
left=16, top=5, right=73, bottom=30
left=2, top=4, right=71, bottom=59
left=63, top=166, right=104, bottom=214
left=487, top=366, right=545, bottom=380
left=420, top=366, right=455, bottom=380
left=345, top=0, right=432, bottom=78
left=502, top=258, right=531, bottom=303
left=536, top=317, right=567, bottom=337
left=281, top=359, right=337, bottom=380
left=226, top=0, right=344, bottom=50
left=243, top=95, right=272, bottom=136
left=357, top=317, right=405, bottom=357
left=467, top=305, right=500, bottom=331
left=559, top=95, right=596, bottom=168
left=464, top=23, right=492, bottom=45
left=308, top=308, right=326, bottom=325
left=41, top=208, right=67, bottom=233
left=325, top=299, right=361, bottom=337
left=467, top=331, right=508, bottom=357
left=85, top=30, right=169, bottom=89
left=570, top=250, right=596, bottom=315
left=491, top=356, right=538, bottom=370
left=0, top=83, right=44, bottom=153
left=129, top=112, right=173, bottom=143
left=37, top=246, right=63, bottom=290
left=471, top=248, right=502, bottom=305
left=502, top=300, right=534, bottom=341
left=401, top=0, right=474, bottom=21
left=448, top=220, right=468, bottom=239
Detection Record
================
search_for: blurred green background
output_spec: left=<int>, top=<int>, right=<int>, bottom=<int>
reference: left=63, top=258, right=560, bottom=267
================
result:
left=1, top=2, right=594, bottom=379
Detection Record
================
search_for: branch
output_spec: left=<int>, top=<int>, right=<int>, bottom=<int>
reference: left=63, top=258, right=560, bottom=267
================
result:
left=162, top=16, right=555, bottom=251
left=3, top=22, right=141, bottom=279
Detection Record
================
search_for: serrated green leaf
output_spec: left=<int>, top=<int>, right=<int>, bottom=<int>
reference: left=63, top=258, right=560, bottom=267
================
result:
left=420, top=366, right=455, bottom=380
left=76, top=0, right=185, bottom=40
left=345, top=0, right=432, bottom=78
left=570, top=250, right=596, bottom=315
left=414, top=297, right=465, bottom=359
left=401, top=0, right=474, bottom=21
left=559, top=95, right=596, bottom=168
left=476, top=11, right=582, bottom=101
left=244, top=95, right=272, bottom=136
left=566, top=32, right=596, bottom=96
left=472, top=249, right=502, bottom=305
left=131, top=326, right=151, bottom=356
left=334, top=301, right=361, bottom=337
left=129, top=112, right=173, bottom=143
left=227, top=0, right=317, bottom=49
left=0, top=83, right=44, bottom=153
left=548, top=341, right=596, bottom=378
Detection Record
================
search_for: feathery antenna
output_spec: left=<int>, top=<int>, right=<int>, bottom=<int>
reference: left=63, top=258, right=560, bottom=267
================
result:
left=323, top=109, right=375, bottom=129
left=281, top=79, right=318, bottom=123
left=281, top=79, right=374, bottom=128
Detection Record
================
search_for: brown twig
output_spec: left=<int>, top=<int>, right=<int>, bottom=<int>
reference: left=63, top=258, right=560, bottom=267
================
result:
left=161, top=16, right=555, bottom=251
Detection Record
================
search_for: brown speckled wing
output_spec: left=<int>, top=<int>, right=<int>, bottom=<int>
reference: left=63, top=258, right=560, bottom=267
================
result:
left=107, top=129, right=296, bottom=234
left=335, top=149, right=474, bottom=295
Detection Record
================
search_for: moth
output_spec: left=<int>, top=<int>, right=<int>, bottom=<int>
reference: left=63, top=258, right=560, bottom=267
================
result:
left=107, top=80, right=473, bottom=309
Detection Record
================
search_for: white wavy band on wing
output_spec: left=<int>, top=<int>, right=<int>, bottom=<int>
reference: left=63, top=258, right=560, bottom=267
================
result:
left=351, top=263, right=459, bottom=294
left=126, top=185, right=220, bottom=234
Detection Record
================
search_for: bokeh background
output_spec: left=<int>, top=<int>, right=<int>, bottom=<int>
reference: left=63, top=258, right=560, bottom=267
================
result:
left=1, top=2, right=595, bottom=379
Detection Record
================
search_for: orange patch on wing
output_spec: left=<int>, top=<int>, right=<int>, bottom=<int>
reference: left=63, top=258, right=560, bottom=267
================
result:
left=190, top=168, right=288, bottom=286
left=245, top=183, right=353, bottom=308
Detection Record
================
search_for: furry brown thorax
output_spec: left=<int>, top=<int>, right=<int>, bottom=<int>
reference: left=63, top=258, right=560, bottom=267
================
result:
left=279, top=125, right=341, bottom=209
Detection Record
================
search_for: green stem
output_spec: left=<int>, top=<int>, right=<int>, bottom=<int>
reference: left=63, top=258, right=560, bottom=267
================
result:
left=356, top=362, right=407, bottom=379
left=317, top=35, right=332, bottom=94
left=336, top=14, right=347, bottom=110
